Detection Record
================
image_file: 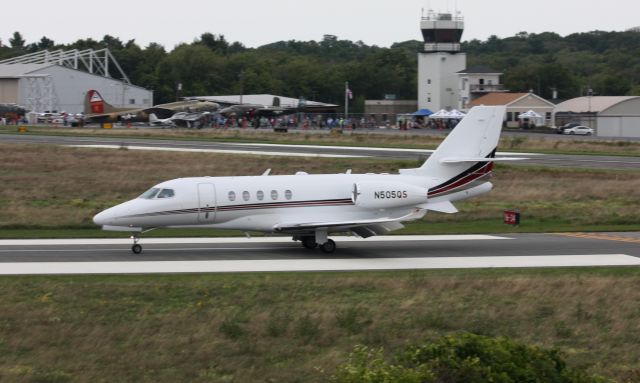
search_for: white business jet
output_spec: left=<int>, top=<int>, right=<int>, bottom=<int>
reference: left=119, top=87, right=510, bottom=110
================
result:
left=94, top=106, right=512, bottom=254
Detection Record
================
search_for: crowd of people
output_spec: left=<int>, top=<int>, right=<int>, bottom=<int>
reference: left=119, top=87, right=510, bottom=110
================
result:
left=204, top=114, right=460, bottom=131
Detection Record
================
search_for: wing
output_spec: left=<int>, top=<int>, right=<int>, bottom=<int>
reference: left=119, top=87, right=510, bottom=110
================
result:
left=171, top=112, right=206, bottom=122
left=273, top=210, right=426, bottom=238
left=143, top=107, right=176, bottom=119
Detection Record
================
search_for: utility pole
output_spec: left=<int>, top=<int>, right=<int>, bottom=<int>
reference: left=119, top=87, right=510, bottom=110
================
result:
left=239, top=71, right=244, bottom=105
left=345, top=81, right=349, bottom=119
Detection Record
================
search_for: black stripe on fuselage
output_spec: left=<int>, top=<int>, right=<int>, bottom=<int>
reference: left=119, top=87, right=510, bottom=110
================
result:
left=427, top=149, right=496, bottom=197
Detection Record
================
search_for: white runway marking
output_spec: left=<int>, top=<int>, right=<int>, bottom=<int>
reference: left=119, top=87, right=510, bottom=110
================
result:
left=0, top=254, right=638, bottom=275
left=228, top=142, right=541, bottom=157
left=65, top=144, right=536, bottom=159
left=0, top=235, right=509, bottom=246
left=66, top=145, right=367, bottom=158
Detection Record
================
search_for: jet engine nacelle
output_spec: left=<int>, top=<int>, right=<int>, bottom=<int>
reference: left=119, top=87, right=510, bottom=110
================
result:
left=352, top=181, right=428, bottom=209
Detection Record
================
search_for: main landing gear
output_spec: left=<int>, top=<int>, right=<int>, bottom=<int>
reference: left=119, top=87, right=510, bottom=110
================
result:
left=298, top=234, right=337, bottom=254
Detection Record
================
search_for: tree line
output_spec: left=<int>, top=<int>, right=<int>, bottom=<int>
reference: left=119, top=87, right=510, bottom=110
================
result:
left=1, top=29, right=639, bottom=111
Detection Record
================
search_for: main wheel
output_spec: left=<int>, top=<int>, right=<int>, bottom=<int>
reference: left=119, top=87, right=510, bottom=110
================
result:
left=302, top=236, right=318, bottom=249
left=131, top=244, right=142, bottom=254
left=320, top=239, right=336, bottom=254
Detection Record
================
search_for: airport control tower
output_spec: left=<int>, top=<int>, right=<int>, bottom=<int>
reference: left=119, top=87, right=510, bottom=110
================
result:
left=418, top=10, right=466, bottom=112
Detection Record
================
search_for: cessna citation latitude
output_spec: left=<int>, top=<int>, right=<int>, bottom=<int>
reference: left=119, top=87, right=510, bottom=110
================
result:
left=94, top=106, right=514, bottom=254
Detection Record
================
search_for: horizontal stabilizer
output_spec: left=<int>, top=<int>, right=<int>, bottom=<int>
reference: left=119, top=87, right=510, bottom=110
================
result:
left=418, top=200, right=458, bottom=214
left=439, top=157, right=527, bottom=163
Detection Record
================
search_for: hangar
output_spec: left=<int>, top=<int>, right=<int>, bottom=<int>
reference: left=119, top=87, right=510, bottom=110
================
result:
left=0, top=48, right=152, bottom=114
left=553, top=96, right=640, bottom=138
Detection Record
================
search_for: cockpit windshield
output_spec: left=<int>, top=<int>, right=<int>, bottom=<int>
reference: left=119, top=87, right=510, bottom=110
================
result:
left=157, top=189, right=175, bottom=199
left=139, top=188, right=175, bottom=199
left=139, top=188, right=160, bottom=199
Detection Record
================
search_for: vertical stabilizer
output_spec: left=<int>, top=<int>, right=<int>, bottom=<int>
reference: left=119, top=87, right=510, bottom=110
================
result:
left=416, top=106, right=506, bottom=180
left=84, top=90, right=117, bottom=114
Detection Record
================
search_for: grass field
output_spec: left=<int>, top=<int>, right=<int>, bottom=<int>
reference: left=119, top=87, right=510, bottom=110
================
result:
left=2, top=134, right=640, bottom=382
left=1, top=143, right=639, bottom=237
left=1, top=268, right=640, bottom=382
left=3, top=124, right=640, bottom=156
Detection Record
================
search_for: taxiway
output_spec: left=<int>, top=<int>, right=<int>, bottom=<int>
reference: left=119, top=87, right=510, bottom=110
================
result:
left=2, top=134, right=639, bottom=170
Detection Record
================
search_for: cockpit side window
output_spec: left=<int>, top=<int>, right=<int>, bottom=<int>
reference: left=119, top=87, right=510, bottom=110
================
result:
left=139, top=188, right=160, bottom=199
left=157, top=189, right=175, bottom=199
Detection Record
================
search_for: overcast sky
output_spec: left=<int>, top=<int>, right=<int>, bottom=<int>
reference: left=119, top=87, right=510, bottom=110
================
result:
left=3, top=0, right=639, bottom=50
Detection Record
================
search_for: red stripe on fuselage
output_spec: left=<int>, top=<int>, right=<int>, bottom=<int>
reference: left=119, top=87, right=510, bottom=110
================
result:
left=428, top=161, right=493, bottom=197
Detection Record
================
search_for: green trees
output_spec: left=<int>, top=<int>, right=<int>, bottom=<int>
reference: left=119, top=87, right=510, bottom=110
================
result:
left=1, top=29, right=639, bottom=106
left=331, top=333, right=608, bottom=383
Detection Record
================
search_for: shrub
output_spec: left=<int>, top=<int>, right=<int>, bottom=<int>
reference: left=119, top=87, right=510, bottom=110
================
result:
left=332, top=333, right=608, bottom=383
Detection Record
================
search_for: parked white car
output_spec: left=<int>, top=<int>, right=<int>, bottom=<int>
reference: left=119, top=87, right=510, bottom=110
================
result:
left=563, top=126, right=594, bottom=136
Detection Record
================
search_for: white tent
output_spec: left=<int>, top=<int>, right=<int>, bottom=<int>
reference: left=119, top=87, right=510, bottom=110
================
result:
left=517, top=110, right=544, bottom=126
left=429, top=109, right=450, bottom=119
left=517, top=110, right=542, bottom=118
left=448, top=109, right=466, bottom=119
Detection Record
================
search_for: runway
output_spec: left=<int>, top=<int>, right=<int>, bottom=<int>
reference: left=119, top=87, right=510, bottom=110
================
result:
left=2, top=133, right=639, bottom=170
left=1, top=233, right=639, bottom=275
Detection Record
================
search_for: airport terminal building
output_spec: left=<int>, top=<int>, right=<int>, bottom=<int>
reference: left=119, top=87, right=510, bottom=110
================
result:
left=0, top=49, right=152, bottom=114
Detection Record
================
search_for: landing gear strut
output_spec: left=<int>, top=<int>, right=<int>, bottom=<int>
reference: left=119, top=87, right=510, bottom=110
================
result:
left=131, top=234, right=142, bottom=254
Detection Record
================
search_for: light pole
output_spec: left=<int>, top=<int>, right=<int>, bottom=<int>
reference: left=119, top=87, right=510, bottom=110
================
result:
left=587, top=87, right=593, bottom=128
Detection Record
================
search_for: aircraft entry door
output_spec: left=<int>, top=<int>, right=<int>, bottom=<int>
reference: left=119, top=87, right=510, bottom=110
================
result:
left=197, top=183, right=216, bottom=223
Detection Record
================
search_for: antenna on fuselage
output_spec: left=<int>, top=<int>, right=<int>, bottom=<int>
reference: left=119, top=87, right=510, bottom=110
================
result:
left=262, top=168, right=271, bottom=176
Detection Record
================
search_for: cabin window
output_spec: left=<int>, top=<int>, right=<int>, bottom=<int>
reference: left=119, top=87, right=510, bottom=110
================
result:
left=285, top=190, right=292, bottom=200
left=242, top=191, right=250, bottom=201
left=271, top=190, right=278, bottom=200
left=257, top=190, right=264, bottom=201
left=139, top=188, right=159, bottom=199
left=156, top=189, right=175, bottom=199
left=228, top=191, right=236, bottom=201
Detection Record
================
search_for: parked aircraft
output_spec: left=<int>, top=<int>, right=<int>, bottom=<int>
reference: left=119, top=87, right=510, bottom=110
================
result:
left=149, top=112, right=211, bottom=128
left=218, top=103, right=292, bottom=118
left=0, top=103, right=28, bottom=118
left=93, top=106, right=515, bottom=254
left=83, top=90, right=219, bottom=123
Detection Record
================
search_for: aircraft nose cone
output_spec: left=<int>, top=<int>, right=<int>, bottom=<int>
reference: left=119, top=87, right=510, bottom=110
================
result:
left=93, top=209, right=113, bottom=226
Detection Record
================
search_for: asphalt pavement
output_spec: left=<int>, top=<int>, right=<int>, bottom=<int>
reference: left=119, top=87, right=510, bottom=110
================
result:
left=2, top=133, right=639, bottom=170
left=1, top=233, right=639, bottom=274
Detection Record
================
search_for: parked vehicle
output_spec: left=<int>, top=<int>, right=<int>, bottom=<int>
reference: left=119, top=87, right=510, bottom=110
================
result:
left=555, top=122, right=581, bottom=134
left=563, top=126, right=594, bottom=136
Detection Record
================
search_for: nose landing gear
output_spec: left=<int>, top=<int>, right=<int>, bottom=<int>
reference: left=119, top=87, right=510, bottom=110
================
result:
left=131, top=234, right=142, bottom=254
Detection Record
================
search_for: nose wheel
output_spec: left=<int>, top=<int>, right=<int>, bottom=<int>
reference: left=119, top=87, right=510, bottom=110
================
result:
left=131, top=234, right=142, bottom=254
